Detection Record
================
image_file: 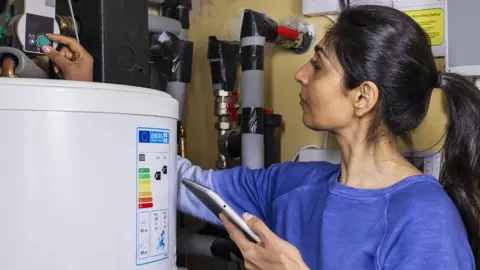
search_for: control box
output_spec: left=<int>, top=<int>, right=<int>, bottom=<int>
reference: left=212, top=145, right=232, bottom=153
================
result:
left=445, top=0, right=480, bottom=76
left=8, top=0, right=60, bottom=54
left=298, top=148, right=443, bottom=179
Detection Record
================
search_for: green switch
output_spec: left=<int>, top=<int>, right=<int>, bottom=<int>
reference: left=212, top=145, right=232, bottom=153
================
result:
left=37, top=35, right=51, bottom=47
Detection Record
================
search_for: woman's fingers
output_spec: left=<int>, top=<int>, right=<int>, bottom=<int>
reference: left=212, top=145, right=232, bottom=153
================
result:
left=59, top=46, right=74, bottom=60
left=243, top=213, right=275, bottom=242
left=220, top=213, right=255, bottom=251
left=45, top=34, right=87, bottom=56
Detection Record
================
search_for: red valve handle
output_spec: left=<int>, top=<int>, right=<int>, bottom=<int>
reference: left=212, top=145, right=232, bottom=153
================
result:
left=227, top=91, right=240, bottom=122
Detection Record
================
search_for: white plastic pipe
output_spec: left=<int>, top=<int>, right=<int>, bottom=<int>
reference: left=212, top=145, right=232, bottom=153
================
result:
left=0, top=47, right=47, bottom=78
left=240, top=36, right=266, bottom=169
left=148, top=14, right=182, bottom=36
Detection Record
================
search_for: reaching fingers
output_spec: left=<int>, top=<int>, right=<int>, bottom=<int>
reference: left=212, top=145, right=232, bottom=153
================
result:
left=53, top=46, right=73, bottom=73
left=45, top=34, right=87, bottom=56
left=41, top=46, right=70, bottom=72
left=59, top=46, right=74, bottom=60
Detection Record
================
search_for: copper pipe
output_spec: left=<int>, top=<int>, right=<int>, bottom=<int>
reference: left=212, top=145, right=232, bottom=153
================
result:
left=1, top=56, right=17, bottom=77
left=179, top=123, right=186, bottom=158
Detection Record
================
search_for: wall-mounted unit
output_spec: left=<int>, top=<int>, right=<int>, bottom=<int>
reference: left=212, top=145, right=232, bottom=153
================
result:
left=445, top=0, right=480, bottom=76
left=298, top=148, right=443, bottom=179
left=302, top=0, right=445, bottom=57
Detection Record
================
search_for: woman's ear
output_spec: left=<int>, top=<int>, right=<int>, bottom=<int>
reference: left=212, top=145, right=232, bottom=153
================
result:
left=350, top=81, right=379, bottom=117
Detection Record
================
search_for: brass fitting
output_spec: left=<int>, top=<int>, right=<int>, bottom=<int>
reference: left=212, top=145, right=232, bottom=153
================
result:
left=1, top=55, right=17, bottom=77
left=179, top=123, right=186, bottom=158
left=56, top=15, right=81, bottom=37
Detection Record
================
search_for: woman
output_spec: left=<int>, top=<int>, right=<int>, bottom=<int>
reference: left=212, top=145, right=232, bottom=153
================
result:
left=177, top=5, right=478, bottom=270
left=49, top=7, right=477, bottom=269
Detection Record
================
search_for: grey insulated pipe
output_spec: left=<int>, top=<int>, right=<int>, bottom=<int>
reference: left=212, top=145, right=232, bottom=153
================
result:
left=160, top=0, right=192, bottom=123
left=151, top=32, right=193, bottom=124
left=238, top=9, right=314, bottom=169
left=166, top=37, right=192, bottom=124
left=168, top=39, right=192, bottom=124
left=148, top=14, right=182, bottom=36
left=239, top=9, right=274, bottom=169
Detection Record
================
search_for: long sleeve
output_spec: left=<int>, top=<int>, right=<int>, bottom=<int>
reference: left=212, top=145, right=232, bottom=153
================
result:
left=176, top=156, right=219, bottom=224
left=176, top=156, right=281, bottom=226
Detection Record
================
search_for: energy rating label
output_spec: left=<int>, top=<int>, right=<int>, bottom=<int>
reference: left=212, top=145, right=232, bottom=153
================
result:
left=136, top=128, right=170, bottom=266
left=138, top=168, right=153, bottom=209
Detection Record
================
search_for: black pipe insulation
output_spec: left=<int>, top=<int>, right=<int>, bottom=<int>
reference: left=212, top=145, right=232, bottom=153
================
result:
left=177, top=230, right=243, bottom=262
left=207, top=36, right=240, bottom=92
left=162, top=0, right=191, bottom=30
left=150, top=32, right=193, bottom=86
left=231, top=111, right=283, bottom=168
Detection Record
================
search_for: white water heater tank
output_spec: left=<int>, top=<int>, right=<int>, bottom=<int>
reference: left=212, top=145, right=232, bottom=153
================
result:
left=0, top=78, right=179, bottom=270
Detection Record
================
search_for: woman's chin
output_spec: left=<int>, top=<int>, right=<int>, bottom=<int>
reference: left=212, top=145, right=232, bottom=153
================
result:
left=302, top=115, right=325, bottom=132
left=302, top=115, right=315, bottom=129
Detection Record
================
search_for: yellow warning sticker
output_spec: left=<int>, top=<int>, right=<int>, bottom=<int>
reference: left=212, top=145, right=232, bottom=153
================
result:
left=405, top=8, right=444, bottom=46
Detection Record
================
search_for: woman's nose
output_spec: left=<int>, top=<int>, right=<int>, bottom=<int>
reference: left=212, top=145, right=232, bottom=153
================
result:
left=295, top=62, right=310, bottom=86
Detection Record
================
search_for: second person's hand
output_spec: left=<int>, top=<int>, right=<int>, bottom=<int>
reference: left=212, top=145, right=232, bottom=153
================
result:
left=41, top=33, right=93, bottom=82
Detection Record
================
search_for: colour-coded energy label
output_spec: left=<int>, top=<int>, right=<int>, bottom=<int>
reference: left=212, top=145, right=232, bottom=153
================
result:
left=138, top=168, right=154, bottom=209
left=136, top=128, right=171, bottom=266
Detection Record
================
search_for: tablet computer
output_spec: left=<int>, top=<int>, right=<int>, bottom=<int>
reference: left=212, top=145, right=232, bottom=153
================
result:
left=181, top=178, right=262, bottom=243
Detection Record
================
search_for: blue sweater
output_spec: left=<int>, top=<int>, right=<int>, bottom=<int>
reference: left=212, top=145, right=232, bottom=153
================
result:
left=177, top=157, right=475, bottom=269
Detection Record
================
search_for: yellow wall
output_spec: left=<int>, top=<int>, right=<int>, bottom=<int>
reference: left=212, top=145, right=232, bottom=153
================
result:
left=185, top=0, right=449, bottom=168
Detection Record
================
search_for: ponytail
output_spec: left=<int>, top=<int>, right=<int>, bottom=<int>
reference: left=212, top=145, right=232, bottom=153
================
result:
left=438, top=72, right=480, bottom=262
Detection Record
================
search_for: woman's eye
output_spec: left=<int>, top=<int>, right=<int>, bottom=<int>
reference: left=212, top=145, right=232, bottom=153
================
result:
left=310, top=59, right=320, bottom=72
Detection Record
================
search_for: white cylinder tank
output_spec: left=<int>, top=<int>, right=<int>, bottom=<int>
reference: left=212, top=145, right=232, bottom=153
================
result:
left=0, top=78, right=179, bottom=270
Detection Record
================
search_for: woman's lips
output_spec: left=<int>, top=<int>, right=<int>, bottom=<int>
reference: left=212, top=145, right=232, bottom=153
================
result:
left=299, top=94, right=307, bottom=105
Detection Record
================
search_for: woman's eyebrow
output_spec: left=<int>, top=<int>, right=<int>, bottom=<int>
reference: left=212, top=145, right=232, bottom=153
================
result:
left=314, top=45, right=329, bottom=59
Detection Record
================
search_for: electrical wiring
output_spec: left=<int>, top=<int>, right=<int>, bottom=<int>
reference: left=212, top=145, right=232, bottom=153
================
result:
left=292, top=130, right=447, bottom=162
left=67, top=0, right=80, bottom=42
left=323, top=131, right=330, bottom=149
left=406, top=130, right=447, bottom=156
left=325, top=15, right=338, bottom=24
left=292, top=144, right=322, bottom=162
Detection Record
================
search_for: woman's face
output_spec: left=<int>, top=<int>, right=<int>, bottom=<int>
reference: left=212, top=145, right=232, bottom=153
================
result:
left=295, top=43, right=355, bottom=132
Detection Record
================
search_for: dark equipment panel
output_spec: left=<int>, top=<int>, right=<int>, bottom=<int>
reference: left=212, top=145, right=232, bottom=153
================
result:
left=56, top=0, right=150, bottom=87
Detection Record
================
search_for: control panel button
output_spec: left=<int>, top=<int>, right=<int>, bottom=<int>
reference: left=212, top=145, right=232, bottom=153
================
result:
left=36, top=34, right=51, bottom=47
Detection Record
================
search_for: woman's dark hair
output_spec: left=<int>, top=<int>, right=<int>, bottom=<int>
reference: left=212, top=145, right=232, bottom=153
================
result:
left=325, top=5, right=480, bottom=262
